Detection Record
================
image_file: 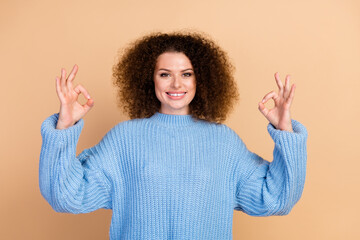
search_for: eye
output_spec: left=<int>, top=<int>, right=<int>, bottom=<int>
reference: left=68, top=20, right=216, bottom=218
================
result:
left=183, top=72, right=192, bottom=77
left=160, top=73, right=170, bottom=77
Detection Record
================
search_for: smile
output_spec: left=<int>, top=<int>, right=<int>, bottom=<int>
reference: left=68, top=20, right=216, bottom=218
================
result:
left=166, top=92, right=186, bottom=97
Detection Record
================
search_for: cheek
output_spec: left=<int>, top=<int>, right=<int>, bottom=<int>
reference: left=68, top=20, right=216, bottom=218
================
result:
left=154, top=78, right=166, bottom=91
left=186, top=80, right=196, bottom=101
left=188, top=79, right=196, bottom=92
left=154, top=79, right=165, bottom=101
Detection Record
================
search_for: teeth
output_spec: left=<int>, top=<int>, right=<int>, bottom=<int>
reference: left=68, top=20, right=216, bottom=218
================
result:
left=168, top=92, right=186, bottom=97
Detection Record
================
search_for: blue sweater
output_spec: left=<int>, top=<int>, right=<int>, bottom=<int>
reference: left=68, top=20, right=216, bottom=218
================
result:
left=39, top=112, right=307, bottom=239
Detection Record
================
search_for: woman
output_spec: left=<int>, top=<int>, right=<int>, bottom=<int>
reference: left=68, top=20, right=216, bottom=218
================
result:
left=39, top=32, right=307, bottom=239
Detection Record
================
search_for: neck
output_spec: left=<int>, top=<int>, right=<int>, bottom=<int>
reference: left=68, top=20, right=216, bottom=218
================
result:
left=159, top=106, right=190, bottom=116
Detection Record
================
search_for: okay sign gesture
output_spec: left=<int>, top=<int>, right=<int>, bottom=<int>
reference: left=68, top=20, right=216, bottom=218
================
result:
left=258, top=73, right=296, bottom=132
left=55, top=65, right=94, bottom=129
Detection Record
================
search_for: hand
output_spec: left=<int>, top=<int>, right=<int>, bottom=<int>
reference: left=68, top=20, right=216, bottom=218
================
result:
left=258, top=72, right=295, bottom=132
left=55, top=64, right=94, bottom=129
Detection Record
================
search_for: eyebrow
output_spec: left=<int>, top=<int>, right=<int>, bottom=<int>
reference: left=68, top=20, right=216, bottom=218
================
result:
left=158, top=68, right=194, bottom=72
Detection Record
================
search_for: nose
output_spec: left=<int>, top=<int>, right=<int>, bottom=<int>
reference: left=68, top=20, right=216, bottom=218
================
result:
left=171, top=74, right=181, bottom=89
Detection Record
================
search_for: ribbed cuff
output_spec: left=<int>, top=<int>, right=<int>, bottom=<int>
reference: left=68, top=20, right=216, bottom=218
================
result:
left=267, top=119, right=308, bottom=144
left=40, top=113, right=84, bottom=146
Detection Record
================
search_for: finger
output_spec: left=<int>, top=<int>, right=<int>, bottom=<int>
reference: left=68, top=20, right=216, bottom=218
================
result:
left=55, top=76, right=60, bottom=94
left=286, top=84, right=296, bottom=105
left=83, top=98, right=95, bottom=112
left=73, top=84, right=92, bottom=100
left=274, top=72, right=284, bottom=96
left=66, top=64, right=78, bottom=90
left=261, top=91, right=278, bottom=104
left=258, top=102, right=269, bottom=117
left=284, top=75, right=291, bottom=98
left=60, top=68, right=68, bottom=93
left=55, top=77, right=64, bottom=101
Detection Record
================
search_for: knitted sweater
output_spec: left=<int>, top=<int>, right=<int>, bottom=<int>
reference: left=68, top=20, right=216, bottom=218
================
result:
left=39, top=112, right=308, bottom=239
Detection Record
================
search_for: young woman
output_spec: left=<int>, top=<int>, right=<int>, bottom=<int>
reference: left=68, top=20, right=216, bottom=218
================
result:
left=39, top=32, right=307, bottom=239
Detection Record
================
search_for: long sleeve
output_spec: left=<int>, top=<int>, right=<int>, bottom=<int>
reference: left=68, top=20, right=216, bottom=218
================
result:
left=38, top=112, right=308, bottom=239
left=233, top=119, right=308, bottom=216
left=39, top=114, right=112, bottom=214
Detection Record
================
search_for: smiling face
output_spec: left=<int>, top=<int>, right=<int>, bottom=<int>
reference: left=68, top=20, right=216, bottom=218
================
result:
left=153, top=52, right=196, bottom=115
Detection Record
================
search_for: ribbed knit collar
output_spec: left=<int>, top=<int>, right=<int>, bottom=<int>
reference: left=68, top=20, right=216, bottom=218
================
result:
left=150, top=112, right=197, bottom=127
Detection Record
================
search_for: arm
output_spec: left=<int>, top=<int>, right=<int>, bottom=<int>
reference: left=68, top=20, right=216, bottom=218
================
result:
left=39, top=65, right=111, bottom=213
left=234, top=72, right=307, bottom=216
left=39, top=113, right=112, bottom=213
left=234, top=120, right=307, bottom=216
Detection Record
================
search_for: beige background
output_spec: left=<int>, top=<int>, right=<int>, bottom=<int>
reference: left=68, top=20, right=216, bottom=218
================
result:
left=1, top=0, right=359, bottom=239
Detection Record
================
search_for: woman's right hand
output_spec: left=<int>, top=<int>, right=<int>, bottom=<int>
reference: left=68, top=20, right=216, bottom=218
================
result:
left=55, top=64, right=94, bottom=129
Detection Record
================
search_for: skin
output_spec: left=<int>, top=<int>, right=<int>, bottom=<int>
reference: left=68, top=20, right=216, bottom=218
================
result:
left=55, top=63, right=295, bottom=132
left=258, top=72, right=295, bottom=132
left=55, top=64, right=94, bottom=130
left=153, top=52, right=196, bottom=115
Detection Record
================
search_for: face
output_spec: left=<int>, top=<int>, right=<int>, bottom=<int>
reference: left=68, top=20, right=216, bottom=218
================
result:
left=153, top=52, right=196, bottom=115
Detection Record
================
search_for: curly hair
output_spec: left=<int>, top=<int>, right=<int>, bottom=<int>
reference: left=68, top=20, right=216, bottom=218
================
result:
left=113, top=31, right=239, bottom=123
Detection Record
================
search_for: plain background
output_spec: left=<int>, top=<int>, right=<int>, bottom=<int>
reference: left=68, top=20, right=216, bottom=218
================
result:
left=1, top=0, right=359, bottom=239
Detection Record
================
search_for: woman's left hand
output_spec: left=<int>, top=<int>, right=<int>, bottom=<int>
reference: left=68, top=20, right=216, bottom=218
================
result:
left=258, top=72, right=295, bottom=132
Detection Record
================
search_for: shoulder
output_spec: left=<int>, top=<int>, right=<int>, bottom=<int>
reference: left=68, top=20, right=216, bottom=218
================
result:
left=206, top=121, right=242, bottom=139
left=107, top=118, right=148, bottom=135
left=92, top=118, right=148, bottom=150
left=195, top=120, right=246, bottom=146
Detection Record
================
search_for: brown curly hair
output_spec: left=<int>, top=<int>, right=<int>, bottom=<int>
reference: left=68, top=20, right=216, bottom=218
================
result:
left=113, top=31, right=239, bottom=123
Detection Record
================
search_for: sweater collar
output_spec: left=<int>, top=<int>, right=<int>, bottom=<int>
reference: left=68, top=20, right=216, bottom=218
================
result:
left=149, top=112, right=197, bottom=127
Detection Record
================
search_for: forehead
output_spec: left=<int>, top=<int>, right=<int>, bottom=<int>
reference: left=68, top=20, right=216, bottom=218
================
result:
left=155, top=52, right=193, bottom=69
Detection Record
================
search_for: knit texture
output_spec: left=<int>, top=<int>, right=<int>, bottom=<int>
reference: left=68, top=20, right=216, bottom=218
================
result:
left=39, top=112, right=308, bottom=239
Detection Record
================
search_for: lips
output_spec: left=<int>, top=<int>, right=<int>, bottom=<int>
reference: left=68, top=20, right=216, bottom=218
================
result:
left=166, top=92, right=187, bottom=100
left=166, top=92, right=186, bottom=97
